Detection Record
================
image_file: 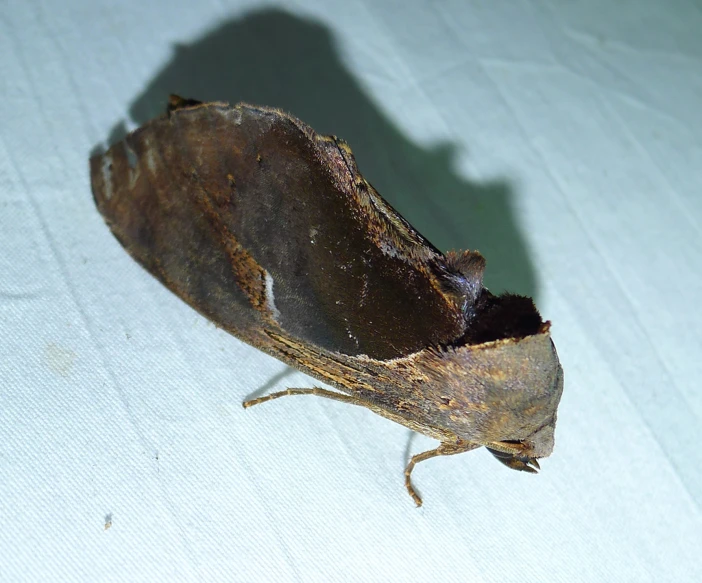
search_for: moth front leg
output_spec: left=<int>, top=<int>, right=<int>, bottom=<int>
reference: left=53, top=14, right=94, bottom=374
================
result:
left=405, top=441, right=480, bottom=507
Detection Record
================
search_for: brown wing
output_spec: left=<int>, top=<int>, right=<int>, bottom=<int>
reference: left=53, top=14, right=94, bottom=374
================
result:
left=90, top=101, right=482, bottom=360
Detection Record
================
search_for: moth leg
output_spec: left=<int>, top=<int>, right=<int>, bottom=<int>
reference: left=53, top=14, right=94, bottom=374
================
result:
left=405, top=441, right=479, bottom=507
left=243, top=387, right=364, bottom=409
left=485, top=440, right=526, bottom=455
left=244, top=389, right=476, bottom=506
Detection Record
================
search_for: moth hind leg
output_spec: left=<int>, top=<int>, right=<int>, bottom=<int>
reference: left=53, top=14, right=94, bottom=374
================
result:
left=242, top=387, right=366, bottom=409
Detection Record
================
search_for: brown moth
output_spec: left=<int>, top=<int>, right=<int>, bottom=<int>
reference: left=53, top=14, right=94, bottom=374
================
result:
left=90, top=95, right=564, bottom=506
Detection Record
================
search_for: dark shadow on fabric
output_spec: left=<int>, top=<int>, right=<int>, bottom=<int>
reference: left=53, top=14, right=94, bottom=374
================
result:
left=403, top=430, right=418, bottom=469
left=107, top=8, right=537, bottom=298
left=243, top=367, right=296, bottom=404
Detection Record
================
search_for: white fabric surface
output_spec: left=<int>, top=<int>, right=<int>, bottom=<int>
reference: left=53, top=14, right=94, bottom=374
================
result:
left=1, top=0, right=701, bottom=581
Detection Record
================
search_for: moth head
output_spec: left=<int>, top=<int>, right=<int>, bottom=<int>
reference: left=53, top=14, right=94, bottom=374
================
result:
left=485, top=418, right=557, bottom=473
left=420, top=326, right=563, bottom=466
left=477, top=334, right=563, bottom=471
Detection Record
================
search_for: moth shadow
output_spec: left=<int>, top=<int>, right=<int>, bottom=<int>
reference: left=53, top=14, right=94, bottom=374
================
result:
left=244, top=367, right=296, bottom=404
left=106, top=7, right=538, bottom=301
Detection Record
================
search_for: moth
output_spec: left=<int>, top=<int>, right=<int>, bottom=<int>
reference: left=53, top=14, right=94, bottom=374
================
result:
left=90, top=95, right=564, bottom=506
